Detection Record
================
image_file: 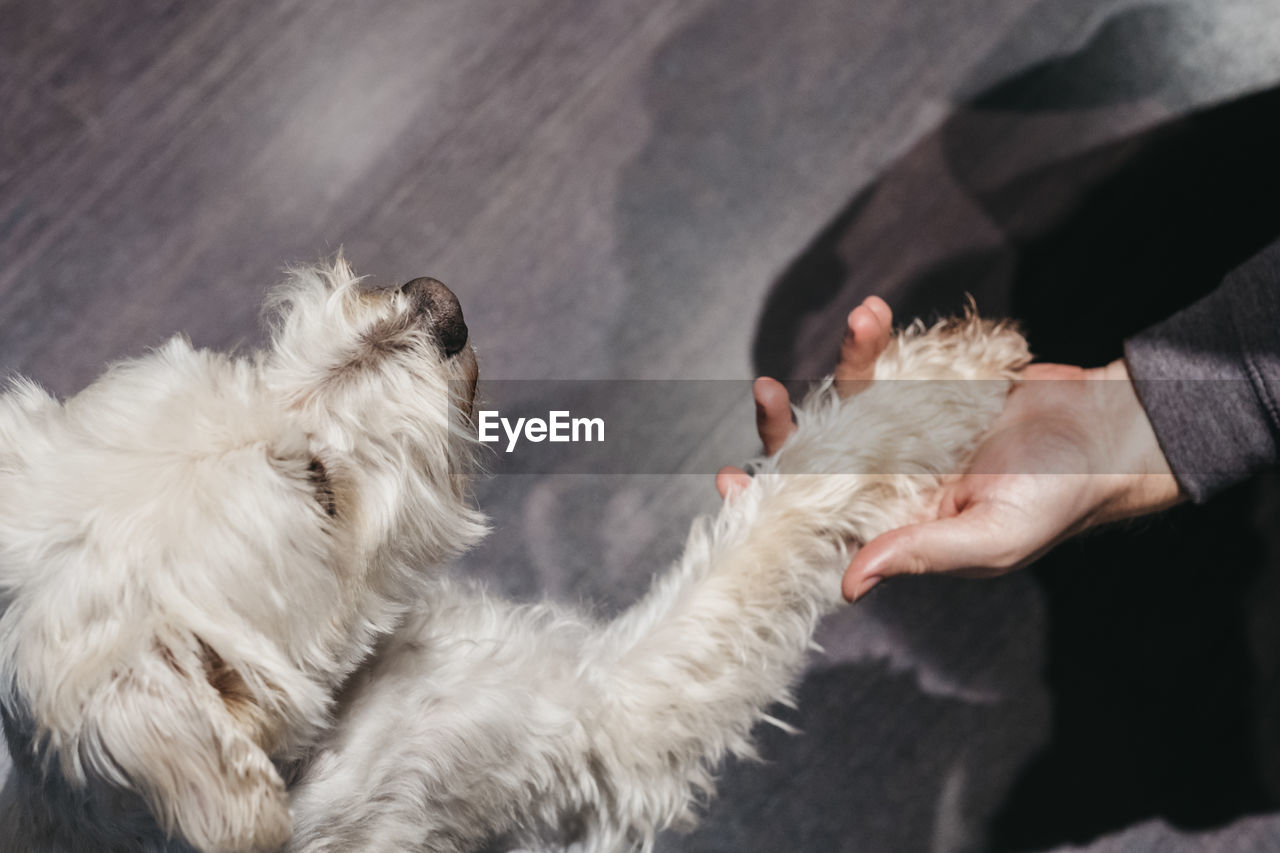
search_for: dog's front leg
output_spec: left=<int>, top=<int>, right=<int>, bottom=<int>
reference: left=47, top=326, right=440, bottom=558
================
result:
left=570, top=473, right=866, bottom=849
left=568, top=317, right=1029, bottom=848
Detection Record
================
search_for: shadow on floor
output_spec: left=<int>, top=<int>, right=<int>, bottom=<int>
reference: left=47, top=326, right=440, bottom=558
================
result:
left=750, top=14, right=1280, bottom=849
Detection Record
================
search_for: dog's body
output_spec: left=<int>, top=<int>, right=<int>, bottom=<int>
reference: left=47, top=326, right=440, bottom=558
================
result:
left=0, top=260, right=1028, bottom=852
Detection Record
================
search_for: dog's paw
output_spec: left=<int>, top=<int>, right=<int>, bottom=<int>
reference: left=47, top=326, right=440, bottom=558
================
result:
left=872, top=310, right=1030, bottom=383
left=755, top=313, right=1029, bottom=542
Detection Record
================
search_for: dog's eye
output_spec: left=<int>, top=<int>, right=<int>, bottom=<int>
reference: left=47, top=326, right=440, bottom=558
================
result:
left=308, top=457, right=337, bottom=518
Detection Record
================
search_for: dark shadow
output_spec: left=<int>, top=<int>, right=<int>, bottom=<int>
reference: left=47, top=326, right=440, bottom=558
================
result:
left=969, top=4, right=1197, bottom=112
left=757, top=81, right=1280, bottom=377
left=988, top=484, right=1271, bottom=850
left=664, top=661, right=1013, bottom=853
left=751, top=7, right=1280, bottom=850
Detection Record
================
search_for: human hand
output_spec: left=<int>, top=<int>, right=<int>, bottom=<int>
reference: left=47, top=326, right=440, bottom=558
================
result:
left=714, top=296, right=894, bottom=499
left=718, top=299, right=1183, bottom=603
left=840, top=359, right=1183, bottom=600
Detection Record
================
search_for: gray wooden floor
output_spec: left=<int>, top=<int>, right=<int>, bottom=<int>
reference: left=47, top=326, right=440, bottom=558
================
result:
left=5, top=1, right=1280, bottom=850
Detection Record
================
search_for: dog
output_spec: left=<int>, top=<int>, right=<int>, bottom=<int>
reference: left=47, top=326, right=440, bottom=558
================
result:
left=0, top=258, right=1028, bottom=851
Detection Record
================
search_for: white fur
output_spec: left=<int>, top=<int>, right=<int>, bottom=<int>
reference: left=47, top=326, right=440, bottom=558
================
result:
left=0, top=260, right=1028, bottom=852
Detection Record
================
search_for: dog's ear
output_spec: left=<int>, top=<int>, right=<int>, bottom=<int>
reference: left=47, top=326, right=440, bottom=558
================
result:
left=79, top=638, right=291, bottom=852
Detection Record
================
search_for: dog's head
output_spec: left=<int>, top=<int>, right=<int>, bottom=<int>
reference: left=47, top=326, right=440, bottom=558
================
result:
left=0, top=258, right=487, bottom=850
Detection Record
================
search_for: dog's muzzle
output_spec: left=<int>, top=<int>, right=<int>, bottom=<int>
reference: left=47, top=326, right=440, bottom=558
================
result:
left=401, top=277, right=468, bottom=356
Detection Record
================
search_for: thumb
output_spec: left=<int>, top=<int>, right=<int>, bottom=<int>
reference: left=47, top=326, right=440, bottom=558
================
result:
left=841, top=510, right=1016, bottom=601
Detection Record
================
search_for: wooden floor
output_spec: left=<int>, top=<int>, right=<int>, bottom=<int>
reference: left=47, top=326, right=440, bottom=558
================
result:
left=5, top=0, right=1280, bottom=849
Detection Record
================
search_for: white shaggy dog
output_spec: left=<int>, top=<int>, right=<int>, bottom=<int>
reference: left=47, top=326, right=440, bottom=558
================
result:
left=0, top=259, right=1028, bottom=852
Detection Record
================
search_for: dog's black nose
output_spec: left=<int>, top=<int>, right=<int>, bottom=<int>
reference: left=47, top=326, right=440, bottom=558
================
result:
left=401, top=277, right=468, bottom=356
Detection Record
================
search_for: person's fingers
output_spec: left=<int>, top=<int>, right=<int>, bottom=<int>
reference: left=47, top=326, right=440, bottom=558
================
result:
left=754, top=377, right=795, bottom=455
left=862, top=295, right=892, bottom=331
left=721, top=377, right=794, bottom=502
left=834, top=306, right=878, bottom=384
left=841, top=509, right=1024, bottom=601
left=715, top=466, right=752, bottom=499
left=835, top=299, right=893, bottom=396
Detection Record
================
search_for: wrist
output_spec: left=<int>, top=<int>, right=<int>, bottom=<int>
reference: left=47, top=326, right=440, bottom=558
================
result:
left=1088, top=359, right=1182, bottom=523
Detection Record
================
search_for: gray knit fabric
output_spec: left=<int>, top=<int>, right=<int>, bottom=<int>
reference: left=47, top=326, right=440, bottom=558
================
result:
left=1125, top=239, right=1280, bottom=502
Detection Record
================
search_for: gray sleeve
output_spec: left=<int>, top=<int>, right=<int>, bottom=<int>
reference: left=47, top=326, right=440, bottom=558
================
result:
left=1123, top=239, right=1280, bottom=503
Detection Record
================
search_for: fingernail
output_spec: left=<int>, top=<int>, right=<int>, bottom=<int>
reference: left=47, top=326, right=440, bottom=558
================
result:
left=853, top=574, right=882, bottom=602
